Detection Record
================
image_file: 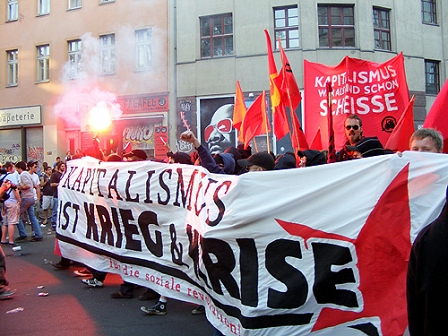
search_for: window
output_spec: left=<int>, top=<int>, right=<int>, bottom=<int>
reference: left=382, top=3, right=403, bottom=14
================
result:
left=425, top=60, right=440, bottom=94
left=318, top=5, right=355, bottom=48
left=37, top=45, right=50, bottom=82
left=68, top=40, right=82, bottom=79
left=100, top=34, right=115, bottom=75
left=274, top=6, right=299, bottom=49
left=7, top=0, right=18, bottom=21
left=100, top=0, right=114, bottom=3
left=200, top=14, right=233, bottom=58
left=373, top=8, right=391, bottom=51
left=422, top=0, right=437, bottom=24
left=68, top=0, right=81, bottom=9
left=7, top=50, right=18, bottom=86
left=135, top=28, right=152, bottom=71
left=37, top=0, right=50, bottom=15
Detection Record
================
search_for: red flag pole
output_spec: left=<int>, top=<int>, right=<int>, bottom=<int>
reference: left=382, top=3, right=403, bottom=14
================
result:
left=277, top=38, right=300, bottom=154
left=326, top=82, right=336, bottom=163
left=262, top=91, right=271, bottom=153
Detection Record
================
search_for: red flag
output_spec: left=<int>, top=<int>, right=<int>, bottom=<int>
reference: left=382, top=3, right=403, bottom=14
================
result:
left=423, top=79, right=448, bottom=153
left=264, top=29, right=289, bottom=140
left=310, top=127, right=323, bottom=150
left=385, top=96, right=415, bottom=152
left=326, top=82, right=336, bottom=163
left=233, top=81, right=247, bottom=142
left=278, top=41, right=302, bottom=111
left=241, top=91, right=270, bottom=149
left=291, top=113, right=309, bottom=151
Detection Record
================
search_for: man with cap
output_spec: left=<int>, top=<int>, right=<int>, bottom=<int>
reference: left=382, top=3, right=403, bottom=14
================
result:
left=238, top=152, right=275, bottom=172
left=123, top=149, right=148, bottom=161
left=337, top=114, right=365, bottom=162
left=297, top=150, right=327, bottom=167
left=344, top=137, right=385, bottom=159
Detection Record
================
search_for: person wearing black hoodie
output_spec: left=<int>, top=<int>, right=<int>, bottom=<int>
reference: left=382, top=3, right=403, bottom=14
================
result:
left=297, top=150, right=327, bottom=167
left=407, top=186, right=448, bottom=335
left=180, top=131, right=235, bottom=175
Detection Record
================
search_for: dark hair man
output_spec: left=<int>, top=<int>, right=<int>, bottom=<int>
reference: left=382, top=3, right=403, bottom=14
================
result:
left=336, top=114, right=365, bottom=162
left=15, top=161, right=43, bottom=242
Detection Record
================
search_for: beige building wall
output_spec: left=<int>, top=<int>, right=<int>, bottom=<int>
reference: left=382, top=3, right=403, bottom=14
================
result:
left=0, top=0, right=170, bottom=165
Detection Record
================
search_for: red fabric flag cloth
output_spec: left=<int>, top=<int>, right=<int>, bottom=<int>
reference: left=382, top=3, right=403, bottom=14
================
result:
left=326, top=82, right=336, bottom=163
left=303, top=53, right=409, bottom=150
left=241, top=91, right=270, bottom=149
left=291, top=112, right=309, bottom=151
left=233, top=81, right=247, bottom=142
left=310, top=127, right=323, bottom=150
left=385, top=96, right=415, bottom=152
left=423, top=79, right=448, bottom=153
left=278, top=42, right=302, bottom=111
left=264, top=29, right=289, bottom=140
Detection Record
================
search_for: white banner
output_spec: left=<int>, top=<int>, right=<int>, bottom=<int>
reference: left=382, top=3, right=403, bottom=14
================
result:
left=57, top=153, right=448, bottom=335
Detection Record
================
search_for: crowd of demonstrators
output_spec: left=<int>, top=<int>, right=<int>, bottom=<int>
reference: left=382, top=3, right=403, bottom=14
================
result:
left=23, top=120, right=442, bottom=334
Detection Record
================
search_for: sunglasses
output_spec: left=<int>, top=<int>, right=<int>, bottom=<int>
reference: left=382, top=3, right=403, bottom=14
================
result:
left=345, top=125, right=360, bottom=130
left=204, top=118, right=233, bottom=142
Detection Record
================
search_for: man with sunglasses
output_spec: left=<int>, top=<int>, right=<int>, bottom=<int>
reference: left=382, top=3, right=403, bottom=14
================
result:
left=336, top=114, right=365, bottom=162
left=204, top=104, right=234, bottom=154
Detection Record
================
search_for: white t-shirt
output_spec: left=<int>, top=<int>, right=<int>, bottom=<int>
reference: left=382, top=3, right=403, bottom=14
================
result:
left=19, top=171, right=35, bottom=199
left=4, top=171, right=19, bottom=203
left=31, top=172, right=39, bottom=201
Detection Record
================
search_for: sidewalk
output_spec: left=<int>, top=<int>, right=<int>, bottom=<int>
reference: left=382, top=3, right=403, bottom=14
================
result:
left=1, top=226, right=214, bottom=336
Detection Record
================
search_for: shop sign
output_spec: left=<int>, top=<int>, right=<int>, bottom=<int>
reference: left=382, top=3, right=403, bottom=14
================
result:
left=0, top=105, right=41, bottom=127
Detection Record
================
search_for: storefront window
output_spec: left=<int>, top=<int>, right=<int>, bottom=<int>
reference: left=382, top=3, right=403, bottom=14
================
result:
left=0, top=129, right=22, bottom=164
left=26, top=127, right=44, bottom=170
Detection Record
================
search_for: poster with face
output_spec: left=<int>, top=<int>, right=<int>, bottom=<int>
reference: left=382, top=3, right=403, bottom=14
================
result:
left=199, top=97, right=236, bottom=154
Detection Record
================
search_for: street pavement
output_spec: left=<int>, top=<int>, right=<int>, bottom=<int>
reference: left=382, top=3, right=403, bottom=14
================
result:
left=1, top=226, right=215, bottom=336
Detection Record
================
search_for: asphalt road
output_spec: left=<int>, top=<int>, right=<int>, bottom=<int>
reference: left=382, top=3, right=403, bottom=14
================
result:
left=1, top=226, right=215, bottom=336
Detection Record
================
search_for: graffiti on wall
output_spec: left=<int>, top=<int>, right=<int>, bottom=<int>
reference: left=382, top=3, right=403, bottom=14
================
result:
left=27, top=146, right=45, bottom=169
left=122, top=124, right=155, bottom=149
left=176, top=100, right=194, bottom=153
left=0, top=143, right=22, bottom=164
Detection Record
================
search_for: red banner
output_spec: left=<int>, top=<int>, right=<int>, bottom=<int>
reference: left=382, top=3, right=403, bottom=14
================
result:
left=304, top=53, right=409, bottom=150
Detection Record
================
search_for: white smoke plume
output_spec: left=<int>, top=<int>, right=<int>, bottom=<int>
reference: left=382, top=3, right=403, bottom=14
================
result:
left=53, top=32, right=122, bottom=128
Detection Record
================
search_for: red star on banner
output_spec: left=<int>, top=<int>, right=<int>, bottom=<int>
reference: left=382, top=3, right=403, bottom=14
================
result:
left=277, top=164, right=411, bottom=335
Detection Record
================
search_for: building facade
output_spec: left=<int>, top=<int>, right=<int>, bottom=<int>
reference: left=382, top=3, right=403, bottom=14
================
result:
left=174, top=0, right=448, bottom=153
left=0, top=0, right=171, bottom=166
